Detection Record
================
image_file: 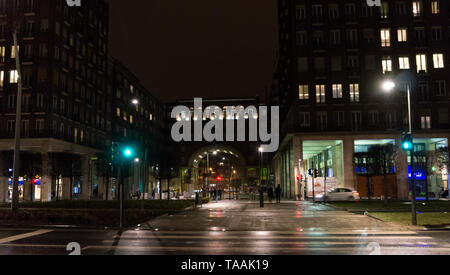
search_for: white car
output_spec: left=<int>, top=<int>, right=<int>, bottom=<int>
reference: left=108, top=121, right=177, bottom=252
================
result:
left=316, top=188, right=360, bottom=202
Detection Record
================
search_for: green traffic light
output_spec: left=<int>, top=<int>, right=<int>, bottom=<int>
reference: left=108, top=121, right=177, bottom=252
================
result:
left=123, top=148, right=134, bottom=158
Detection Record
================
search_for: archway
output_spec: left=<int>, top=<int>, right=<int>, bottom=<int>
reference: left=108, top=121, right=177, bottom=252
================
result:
left=185, top=144, right=248, bottom=199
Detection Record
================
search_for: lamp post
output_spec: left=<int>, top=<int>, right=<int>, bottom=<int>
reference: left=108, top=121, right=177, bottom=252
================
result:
left=259, top=147, right=264, bottom=186
left=10, top=0, right=24, bottom=212
left=258, top=147, right=264, bottom=207
left=382, top=80, right=417, bottom=225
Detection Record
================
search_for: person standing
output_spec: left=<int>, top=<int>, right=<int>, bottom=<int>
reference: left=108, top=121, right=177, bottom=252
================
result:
left=268, top=186, right=274, bottom=203
left=275, top=185, right=282, bottom=203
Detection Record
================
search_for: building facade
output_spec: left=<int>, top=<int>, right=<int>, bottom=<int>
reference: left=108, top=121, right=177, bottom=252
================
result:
left=272, top=0, right=450, bottom=200
left=108, top=58, right=166, bottom=200
left=0, top=0, right=166, bottom=203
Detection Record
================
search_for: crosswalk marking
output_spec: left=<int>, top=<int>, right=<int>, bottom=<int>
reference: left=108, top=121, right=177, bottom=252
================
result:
left=113, top=235, right=433, bottom=240
left=0, top=230, right=53, bottom=244
left=82, top=245, right=450, bottom=253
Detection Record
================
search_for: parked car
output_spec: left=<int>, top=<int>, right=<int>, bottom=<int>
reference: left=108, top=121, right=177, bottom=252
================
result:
left=316, top=188, right=360, bottom=202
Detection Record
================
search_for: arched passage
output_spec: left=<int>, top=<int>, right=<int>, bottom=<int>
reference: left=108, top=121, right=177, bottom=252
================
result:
left=185, top=144, right=248, bottom=198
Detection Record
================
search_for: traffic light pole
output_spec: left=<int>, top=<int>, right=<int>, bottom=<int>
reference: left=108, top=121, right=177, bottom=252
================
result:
left=119, top=164, right=124, bottom=229
left=407, top=85, right=417, bottom=226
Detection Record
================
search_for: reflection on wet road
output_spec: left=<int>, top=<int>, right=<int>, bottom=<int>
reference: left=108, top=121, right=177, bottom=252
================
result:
left=0, top=200, right=449, bottom=255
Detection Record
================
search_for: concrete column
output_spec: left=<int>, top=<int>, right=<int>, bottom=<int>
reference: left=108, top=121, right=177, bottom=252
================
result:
left=293, top=136, right=304, bottom=200
left=395, top=136, right=409, bottom=200
left=80, top=155, right=91, bottom=200
left=334, top=142, right=345, bottom=187
left=0, top=176, right=8, bottom=203
left=62, top=177, right=71, bottom=200
left=98, top=176, right=106, bottom=200
left=41, top=153, right=53, bottom=202
left=343, top=137, right=356, bottom=189
left=0, top=153, right=8, bottom=203
left=23, top=179, right=32, bottom=202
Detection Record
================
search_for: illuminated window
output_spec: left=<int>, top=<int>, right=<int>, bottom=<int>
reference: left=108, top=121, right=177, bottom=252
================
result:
left=416, top=54, right=427, bottom=72
left=0, top=70, right=3, bottom=87
left=421, top=116, right=431, bottom=129
left=299, top=85, right=309, bottom=100
left=433, top=53, right=444, bottom=69
left=382, top=56, right=392, bottom=73
left=116, top=107, right=120, bottom=117
left=315, top=85, right=326, bottom=103
left=332, top=84, right=343, bottom=99
left=380, top=29, right=391, bottom=47
left=129, top=115, right=133, bottom=124
left=397, top=28, right=407, bottom=42
left=10, top=70, right=18, bottom=83
left=412, top=1, right=421, bottom=17
left=0, top=46, right=5, bottom=59
left=431, top=1, right=440, bottom=14
left=350, top=84, right=359, bottom=103
left=11, top=46, right=19, bottom=58
left=399, top=57, right=410, bottom=70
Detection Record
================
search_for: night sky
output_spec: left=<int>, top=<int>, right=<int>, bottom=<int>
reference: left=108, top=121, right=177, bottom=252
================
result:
left=109, top=0, right=278, bottom=103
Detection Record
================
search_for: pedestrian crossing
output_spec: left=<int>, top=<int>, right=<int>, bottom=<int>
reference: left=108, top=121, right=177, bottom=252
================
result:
left=83, top=229, right=450, bottom=255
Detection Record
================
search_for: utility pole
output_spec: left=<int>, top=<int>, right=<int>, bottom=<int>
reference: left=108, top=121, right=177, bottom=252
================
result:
left=11, top=1, right=23, bottom=212
left=312, top=161, right=316, bottom=203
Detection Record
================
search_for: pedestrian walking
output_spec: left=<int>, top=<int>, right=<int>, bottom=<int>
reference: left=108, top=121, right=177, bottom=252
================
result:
left=275, top=185, right=282, bottom=203
left=268, top=187, right=274, bottom=203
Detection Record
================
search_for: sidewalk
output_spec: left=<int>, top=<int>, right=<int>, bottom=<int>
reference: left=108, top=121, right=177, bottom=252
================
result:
left=142, top=199, right=409, bottom=232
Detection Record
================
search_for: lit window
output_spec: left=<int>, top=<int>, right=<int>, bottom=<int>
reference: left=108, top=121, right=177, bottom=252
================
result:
left=431, top=1, right=440, bottom=14
left=397, top=28, right=407, bottom=42
left=433, top=53, right=444, bottom=69
left=315, top=85, right=326, bottom=104
left=332, top=84, right=343, bottom=99
left=349, top=84, right=359, bottom=103
left=11, top=46, right=19, bottom=58
left=10, top=70, right=18, bottom=83
left=0, top=71, right=3, bottom=87
left=399, top=57, right=410, bottom=70
left=380, top=29, right=391, bottom=47
left=116, top=107, right=120, bottom=117
left=382, top=56, right=392, bottom=73
left=299, top=85, right=309, bottom=100
left=412, top=1, right=421, bottom=17
left=416, top=54, right=427, bottom=72
left=421, top=116, right=431, bottom=129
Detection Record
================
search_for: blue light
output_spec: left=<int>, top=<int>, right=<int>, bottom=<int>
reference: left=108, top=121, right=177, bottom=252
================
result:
left=408, top=166, right=426, bottom=180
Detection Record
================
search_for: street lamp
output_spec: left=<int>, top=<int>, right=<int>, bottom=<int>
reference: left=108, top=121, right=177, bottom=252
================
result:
left=382, top=79, right=417, bottom=225
left=131, top=98, right=139, bottom=105
left=10, top=1, right=24, bottom=212
left=258, top=147, right=264, bottom=185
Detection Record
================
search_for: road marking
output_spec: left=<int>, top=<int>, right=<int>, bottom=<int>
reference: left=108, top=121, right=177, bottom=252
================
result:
left=125, top=230, right=419, bottom=235
left=100, top=239, right=438, bottom=246
left=82, top=245, right=450, bottom=253
left=0, top=230, right=53, bottom=244
left=112, top=235, right=433, bottom=240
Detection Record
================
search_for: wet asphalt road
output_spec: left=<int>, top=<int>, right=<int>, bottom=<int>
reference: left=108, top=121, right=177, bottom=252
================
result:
left=0, top=200, right=449, bottom=255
